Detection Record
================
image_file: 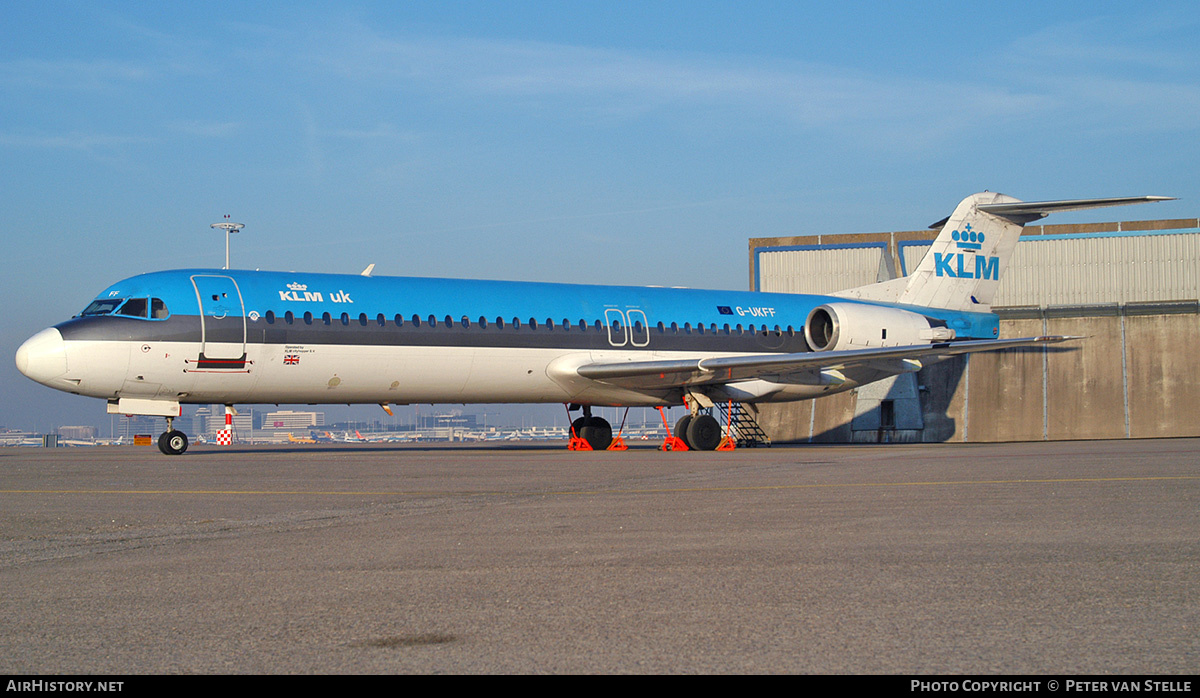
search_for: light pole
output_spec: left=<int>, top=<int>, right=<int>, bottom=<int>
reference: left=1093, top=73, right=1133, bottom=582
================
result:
left=210, top=216, right=244, bottom=269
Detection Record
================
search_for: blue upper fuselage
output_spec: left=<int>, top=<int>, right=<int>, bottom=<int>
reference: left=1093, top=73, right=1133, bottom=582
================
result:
left=79, top=268, right=1000, bottom=340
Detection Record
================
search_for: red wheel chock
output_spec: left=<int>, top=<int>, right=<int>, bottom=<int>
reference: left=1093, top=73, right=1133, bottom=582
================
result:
left=660, top=437, right=689, bottom=451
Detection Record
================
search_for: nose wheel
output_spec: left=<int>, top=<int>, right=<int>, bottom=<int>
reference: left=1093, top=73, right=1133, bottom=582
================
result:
left=157, top=430, right=189, bottom=455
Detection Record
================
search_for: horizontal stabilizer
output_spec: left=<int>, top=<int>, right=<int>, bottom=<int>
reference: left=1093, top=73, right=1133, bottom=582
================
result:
left=930, top=195, right=1175, bottom=228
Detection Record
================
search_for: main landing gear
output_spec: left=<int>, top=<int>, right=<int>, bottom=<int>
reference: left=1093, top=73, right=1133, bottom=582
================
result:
left=569, top=405, right=613, bottom=451
left=673, top=413, right=723, bottom=451
left=569, top=403, right=727, bottom=452
left=157, top=416, right=189, bottom=455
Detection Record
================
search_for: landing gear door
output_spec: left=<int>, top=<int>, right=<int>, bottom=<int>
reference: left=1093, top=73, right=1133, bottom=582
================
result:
left=191, top=275, right=246, bottom=361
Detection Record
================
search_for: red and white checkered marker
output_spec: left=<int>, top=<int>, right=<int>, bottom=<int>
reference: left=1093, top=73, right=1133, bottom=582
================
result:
left=217, top=408, right=233, bottom=445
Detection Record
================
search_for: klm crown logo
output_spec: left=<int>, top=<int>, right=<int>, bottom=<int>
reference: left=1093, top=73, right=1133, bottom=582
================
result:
left=952, top=224, right=984, bottom=250
left=933, top=223, right=999, bottom=280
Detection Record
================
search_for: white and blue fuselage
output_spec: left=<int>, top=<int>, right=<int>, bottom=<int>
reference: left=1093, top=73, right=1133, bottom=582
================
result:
left=17, top=268, right=997, bottom=408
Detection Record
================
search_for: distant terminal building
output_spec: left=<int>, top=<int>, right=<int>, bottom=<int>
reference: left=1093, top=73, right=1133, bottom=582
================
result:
left=263, top=410, right=325, bottom=431
left=118, top=414, right=167, bottom=439
left=57, top=425, right=98, bottom=440
left=749, top=216, right=1200, bottom=443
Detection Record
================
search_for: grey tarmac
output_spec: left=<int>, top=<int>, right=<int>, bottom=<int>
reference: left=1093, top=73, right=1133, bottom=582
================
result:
left=0, top=439, right=1196, bottom=674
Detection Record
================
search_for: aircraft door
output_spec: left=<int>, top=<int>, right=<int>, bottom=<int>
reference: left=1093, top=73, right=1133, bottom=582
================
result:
left=605, top=309, right=651, bottom=348
left=604, top=309, right=627, bottom=347
left=627, top=309, right=649, bottom=347
left=191, top=275, right=246, bottom=361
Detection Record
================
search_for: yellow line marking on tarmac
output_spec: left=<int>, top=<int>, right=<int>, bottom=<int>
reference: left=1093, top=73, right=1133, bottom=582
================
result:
left=1, top=475, right=1197, bottom=497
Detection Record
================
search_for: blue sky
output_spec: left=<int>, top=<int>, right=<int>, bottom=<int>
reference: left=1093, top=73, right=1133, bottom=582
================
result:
left=3, top=1, right=1198, bottom=433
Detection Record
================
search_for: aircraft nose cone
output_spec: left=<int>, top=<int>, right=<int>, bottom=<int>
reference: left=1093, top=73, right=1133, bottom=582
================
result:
left=15, top=327, right=68, bottom=384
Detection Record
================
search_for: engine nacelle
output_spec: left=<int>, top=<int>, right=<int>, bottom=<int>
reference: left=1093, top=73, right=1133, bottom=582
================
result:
left=804, top=302, right=954, bottom=352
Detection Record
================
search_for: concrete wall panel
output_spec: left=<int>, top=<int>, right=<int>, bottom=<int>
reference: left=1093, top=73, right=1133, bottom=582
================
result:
left=1124, top=313, right=1200, bottom=438
left=754, top=399, right=811, bottom=444
left=810, top=390, right=856, bottom=443
left=916, top=356, right=967, bottom=442
left=1044, top=316, right=1127, bottom=440
left=965, top=318, right=1047, bottom=442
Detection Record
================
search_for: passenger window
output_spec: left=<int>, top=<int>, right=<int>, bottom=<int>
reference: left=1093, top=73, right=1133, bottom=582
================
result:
left=265, top=310, right=276, bottom=324
left=341, top=312, right=350, bottom=325
left=461, top=316, right=470, bottom=328
left=394, top=314, right=403, bottom=327
left=303, top=311, right=313, bottom=325
left=285, top=311, right=294, bottom=325
left=479, top=316, right=488, bottom=328
left=412, top=314, right=421, bottom=327
left=322, top=312, right=332, bottom=325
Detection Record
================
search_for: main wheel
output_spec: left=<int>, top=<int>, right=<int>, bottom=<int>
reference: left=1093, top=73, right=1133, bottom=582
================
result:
left=158, top=430, right=189, bottom=455
left=674, top=415, right=693, bottom=450
left=582, top=417, right=613, bottom=451
left=686, top=414, right=722, bottom=451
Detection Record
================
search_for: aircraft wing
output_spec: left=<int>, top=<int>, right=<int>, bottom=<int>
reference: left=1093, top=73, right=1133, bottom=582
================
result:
left=575, top=335, right=1077, bottom=390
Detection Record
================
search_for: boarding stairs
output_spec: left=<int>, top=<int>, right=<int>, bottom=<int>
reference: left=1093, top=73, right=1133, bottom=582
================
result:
left=714, top=402, right=772, bottom=448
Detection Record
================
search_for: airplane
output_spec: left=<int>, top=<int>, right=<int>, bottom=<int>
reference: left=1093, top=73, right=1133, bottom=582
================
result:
left=15, top=192, right=1172, bottom=455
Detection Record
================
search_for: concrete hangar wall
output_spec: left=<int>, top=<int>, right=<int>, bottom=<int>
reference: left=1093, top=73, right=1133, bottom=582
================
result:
left=748, top=217, right=1200, bottom=443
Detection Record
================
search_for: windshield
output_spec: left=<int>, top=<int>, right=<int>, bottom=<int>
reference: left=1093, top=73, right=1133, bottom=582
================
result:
left=117, top=298, right=148, bottom=318
left=79, top=299, right=124, bottom=317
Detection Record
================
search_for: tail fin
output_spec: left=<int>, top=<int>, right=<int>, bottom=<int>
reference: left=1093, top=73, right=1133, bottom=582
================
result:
left=835, top=192, right=1174, bottom=311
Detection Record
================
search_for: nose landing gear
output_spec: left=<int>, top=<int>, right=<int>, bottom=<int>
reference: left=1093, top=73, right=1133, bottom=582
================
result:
left=157, top=417, right=189, bottom=455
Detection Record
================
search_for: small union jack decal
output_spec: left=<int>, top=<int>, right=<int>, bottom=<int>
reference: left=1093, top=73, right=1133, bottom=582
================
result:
left=284, top=354, right=300, bottom=365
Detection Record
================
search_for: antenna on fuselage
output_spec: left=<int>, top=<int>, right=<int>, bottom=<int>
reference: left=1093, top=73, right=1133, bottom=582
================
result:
left=210, top=215, right=245, bottom=270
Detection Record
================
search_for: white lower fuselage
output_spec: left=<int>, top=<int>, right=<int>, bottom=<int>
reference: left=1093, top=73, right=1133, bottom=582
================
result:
left=53, top=337, right=836, bottom=408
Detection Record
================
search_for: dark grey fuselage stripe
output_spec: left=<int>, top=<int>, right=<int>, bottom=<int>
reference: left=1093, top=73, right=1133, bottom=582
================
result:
left=56, top=314, right=813, bottom=354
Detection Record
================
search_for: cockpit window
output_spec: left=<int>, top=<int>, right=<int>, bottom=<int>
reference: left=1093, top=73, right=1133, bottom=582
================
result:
left=117, top=298, right=148, bottom=318
left=151, top=298, right=169, bottom=319
left=79, top=299, right=124, bottom=316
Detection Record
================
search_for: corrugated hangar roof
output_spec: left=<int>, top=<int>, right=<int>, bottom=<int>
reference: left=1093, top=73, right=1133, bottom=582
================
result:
left=751, top=218, right=1200, bottom=306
